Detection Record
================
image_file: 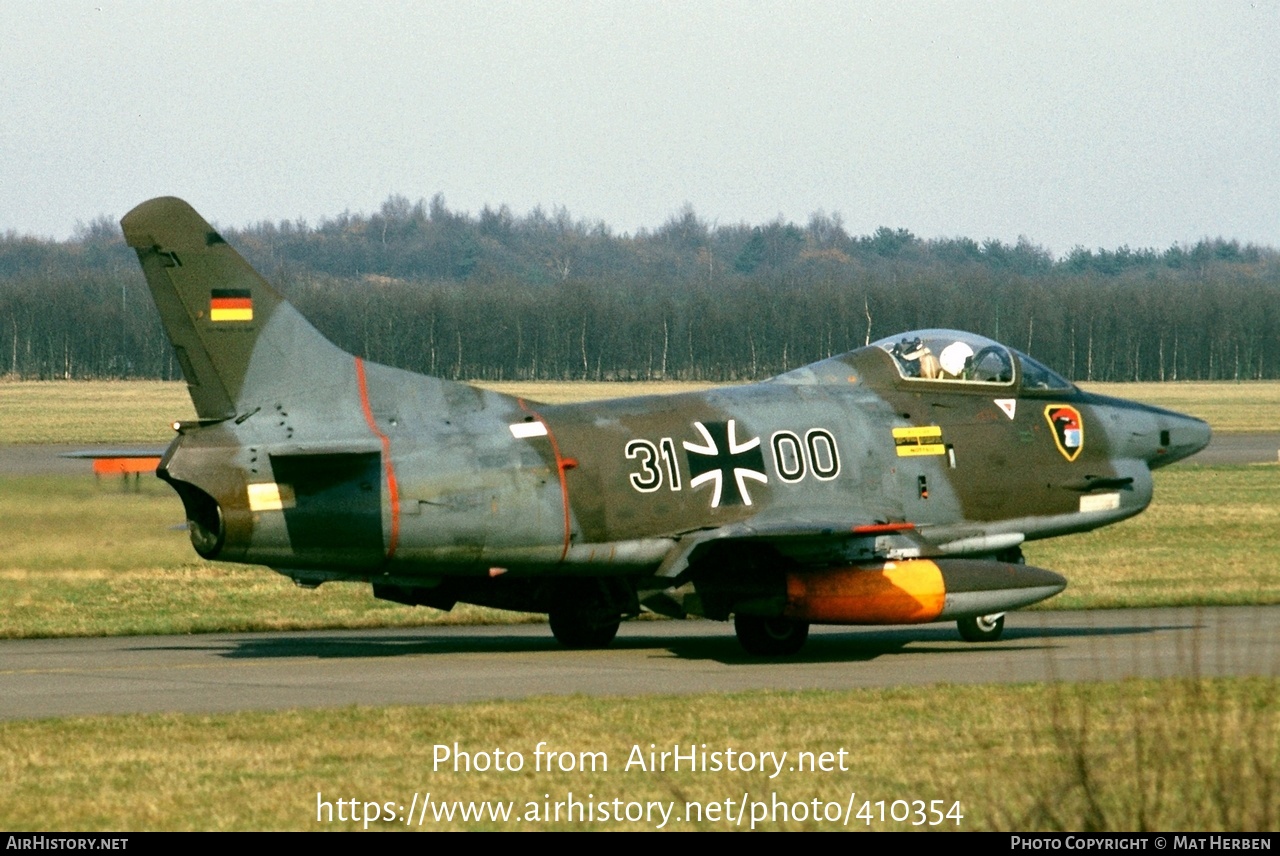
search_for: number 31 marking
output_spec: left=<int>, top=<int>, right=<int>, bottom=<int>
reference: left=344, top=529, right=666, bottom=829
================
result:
left=624, top=438, right=682, bottom=492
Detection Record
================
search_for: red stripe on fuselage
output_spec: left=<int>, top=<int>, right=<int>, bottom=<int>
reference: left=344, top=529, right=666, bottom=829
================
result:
left=851, top=522, right=916, bottom=534
left=355, top=357, right=400, bottom=559
left=519, top=398, right=573, bottom=562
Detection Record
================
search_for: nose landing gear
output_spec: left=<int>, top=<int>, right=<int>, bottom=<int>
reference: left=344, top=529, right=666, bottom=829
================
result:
left=957, top=613, right=1005, bottom=642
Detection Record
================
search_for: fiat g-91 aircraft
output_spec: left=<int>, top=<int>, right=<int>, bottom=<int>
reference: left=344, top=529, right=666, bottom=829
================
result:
left=121, top=197, right=1211, bottom=655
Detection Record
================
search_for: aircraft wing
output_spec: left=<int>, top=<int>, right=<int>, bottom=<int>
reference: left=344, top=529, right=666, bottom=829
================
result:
left=656, top=516, right=921, bottom=579
left=60, top=449, right=169, bottom=458
left=656, top=515, right=1027, bottom=580
left=60, top=449, right=168, bottom=476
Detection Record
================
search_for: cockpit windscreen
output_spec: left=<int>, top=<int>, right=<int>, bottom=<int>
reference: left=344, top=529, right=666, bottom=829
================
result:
left=875, top=330, right=1015, bottom=386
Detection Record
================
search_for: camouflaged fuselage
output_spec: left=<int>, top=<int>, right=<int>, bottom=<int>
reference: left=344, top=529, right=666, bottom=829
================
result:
left=124, top=196, right=1210, bottom=646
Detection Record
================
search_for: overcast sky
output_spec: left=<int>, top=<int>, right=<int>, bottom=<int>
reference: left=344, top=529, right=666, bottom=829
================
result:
left=2, top=1, right=1277, bottom=254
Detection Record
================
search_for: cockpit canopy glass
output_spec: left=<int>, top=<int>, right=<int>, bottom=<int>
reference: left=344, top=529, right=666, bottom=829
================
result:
left=875, top=330, right=1014, bottom=385
left=876, top=329, right=1068, bottom=390
left=1017, top=351, right=1073, bottom=390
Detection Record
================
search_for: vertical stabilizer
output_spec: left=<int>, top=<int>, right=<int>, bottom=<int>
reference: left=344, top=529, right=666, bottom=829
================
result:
left=120, top=196, right=345, bottom=420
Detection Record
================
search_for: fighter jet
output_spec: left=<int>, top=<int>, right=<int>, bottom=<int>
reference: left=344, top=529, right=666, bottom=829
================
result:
left=120, top=197, right=1211, bottom=655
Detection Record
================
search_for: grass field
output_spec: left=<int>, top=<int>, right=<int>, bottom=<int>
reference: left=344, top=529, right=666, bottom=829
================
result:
left=2, top=380, right=1277, bottom=833
left=3, top=378, right=1280, bottom=444
left=0, top=475, right=532, bottom=638
left=1, top=464, right=1277, bottom=639
left=2, top=376, right=1278, bottom=637
left=1078, top=380, right=1280, bottom=434
left=1, top=678, right=1273, bottom=831
left=1023, top=465, right=1280, bottom=608
left=0, top=381, right=194, bottom=444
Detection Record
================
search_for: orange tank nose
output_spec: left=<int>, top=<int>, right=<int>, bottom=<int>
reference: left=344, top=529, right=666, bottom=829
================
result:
left=782, top=558, right=1066, bottom=624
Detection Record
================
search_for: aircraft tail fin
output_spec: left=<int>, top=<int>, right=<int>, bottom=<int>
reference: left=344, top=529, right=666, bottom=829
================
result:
left=121, top=197, right=348, bottom=421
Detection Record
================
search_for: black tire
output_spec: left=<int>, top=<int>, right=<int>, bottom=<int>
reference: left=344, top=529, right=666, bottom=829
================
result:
left=734, top=614, right=810, bottom=656
left=549, top=605, right=620, bottom=649
left=957, top=613, right=1005, bottom=642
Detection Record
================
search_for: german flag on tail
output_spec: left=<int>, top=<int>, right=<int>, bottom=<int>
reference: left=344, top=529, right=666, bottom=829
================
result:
left=210, top=288, right=253, bottom=322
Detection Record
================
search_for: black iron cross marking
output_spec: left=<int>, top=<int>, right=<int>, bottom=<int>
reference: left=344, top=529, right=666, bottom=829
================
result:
left=683, top=420, right=768, bottom=508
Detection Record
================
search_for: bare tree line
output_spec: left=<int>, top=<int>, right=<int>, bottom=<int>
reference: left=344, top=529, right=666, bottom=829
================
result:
left=2, top=197, right=1278, bottom=383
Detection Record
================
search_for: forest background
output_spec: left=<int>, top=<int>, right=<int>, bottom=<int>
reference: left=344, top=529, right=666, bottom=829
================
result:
left=4, top=195, right=1277, bottom=385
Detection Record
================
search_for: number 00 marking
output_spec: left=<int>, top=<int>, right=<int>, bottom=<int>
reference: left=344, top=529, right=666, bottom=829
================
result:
left=772, top=433, right=806, bottom=482
left=806, top=429, right=840, bottom=480
left=629, top=429, right=841, bottom=495
left=769, top=429, right=841, bottom=482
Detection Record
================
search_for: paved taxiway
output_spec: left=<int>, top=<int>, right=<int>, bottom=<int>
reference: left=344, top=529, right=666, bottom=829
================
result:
left=0, top=444, right=166, bottom=476
left=1, top=606, right=1275, bottom=720
left=1184, top=432, right=1280, bottom=465
left=2, top=439, right=1274, bottom=720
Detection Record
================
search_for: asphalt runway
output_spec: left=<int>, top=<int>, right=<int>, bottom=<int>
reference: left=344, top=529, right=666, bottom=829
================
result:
left=2, top=434, right=1276, bottom=477
left=1187, top=432, right=1280, bottom=465
left=1, top=606, right=1275, bottom=720
left=2, top=438, right=1274, bottom=722
left=0, top=444, right=167, bottom=476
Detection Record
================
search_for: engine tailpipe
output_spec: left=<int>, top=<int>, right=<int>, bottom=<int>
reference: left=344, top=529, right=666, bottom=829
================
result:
left=781, top=558, right=1065, bottom=624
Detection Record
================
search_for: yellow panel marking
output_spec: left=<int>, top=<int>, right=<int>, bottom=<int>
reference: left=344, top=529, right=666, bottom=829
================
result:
left=896, top=444, right=947, bottom=457
left=893, top=425, right=945, bottom=456
left=247, top=482, right=295, bottom=511
left=893, top=426, right=942, bottom=440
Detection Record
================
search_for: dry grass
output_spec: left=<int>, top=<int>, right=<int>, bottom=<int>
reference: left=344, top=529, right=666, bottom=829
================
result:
left=0, top=679, right=1272, bottom=830
left=0, top=476, right=537, bottom=638
left=0, top=566, right=537, bottom=638
left=1078, top=380, right=1280, bottom=433
left=3, top=383, right=1275, bottom=833
left=5, top=378, right=1277, bottom=444
left=2, top=462, right=1277, bottom=638
left=0, top=380, right=194, bottom=444
left=1014, top=678, right=1278, bottom=831
left=1024, top=465, right=1280, bottom=608
left=0, top=380, right=715, bottom=444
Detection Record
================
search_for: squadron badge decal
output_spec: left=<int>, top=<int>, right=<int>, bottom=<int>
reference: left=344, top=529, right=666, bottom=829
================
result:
left=1045, top=404, right=1084, bottom=462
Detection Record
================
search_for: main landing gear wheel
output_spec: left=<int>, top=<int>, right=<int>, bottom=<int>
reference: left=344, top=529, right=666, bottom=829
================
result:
left=957, top=613, right=1005, bottom=642
left=548, top=604, right=621, bottom=649
left=734, top=615, right=810, bottom=656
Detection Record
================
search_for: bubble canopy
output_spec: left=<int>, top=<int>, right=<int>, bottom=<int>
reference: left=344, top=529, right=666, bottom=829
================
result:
left=872, top=329, right=1072, bottom=390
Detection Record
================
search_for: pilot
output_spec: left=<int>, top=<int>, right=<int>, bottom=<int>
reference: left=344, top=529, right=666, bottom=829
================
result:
left=938, top=341, right=974, bottom=380
left=894, top=337, right=942, bottom=379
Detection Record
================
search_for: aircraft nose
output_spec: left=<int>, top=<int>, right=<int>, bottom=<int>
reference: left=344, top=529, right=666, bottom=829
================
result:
left=1086, top=394, right=1211, bottom=469
left=1122, top=405, right=1211, bottom=469
left=1151, top=411, right=1212, bottom=467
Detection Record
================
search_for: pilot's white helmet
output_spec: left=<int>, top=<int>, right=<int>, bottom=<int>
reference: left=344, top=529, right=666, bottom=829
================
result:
left=938, top=341, right=974, bottom=376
